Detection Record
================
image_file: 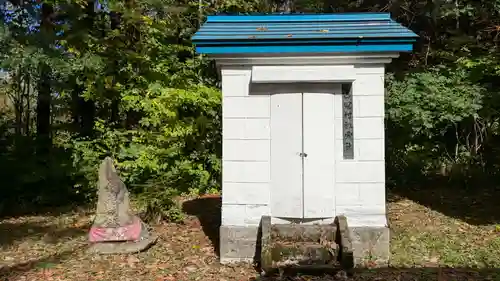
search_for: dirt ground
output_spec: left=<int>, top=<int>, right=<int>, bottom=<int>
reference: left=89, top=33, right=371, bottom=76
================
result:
left=0, top=190, right=499, bottom=281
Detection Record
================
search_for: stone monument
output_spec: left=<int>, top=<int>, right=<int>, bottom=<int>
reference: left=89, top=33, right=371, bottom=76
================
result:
left=88, top=157, right=157, bottom=254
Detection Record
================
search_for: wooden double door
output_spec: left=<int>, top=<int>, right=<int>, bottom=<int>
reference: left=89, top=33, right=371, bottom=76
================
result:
left=268, top=84, right=337, bottom=220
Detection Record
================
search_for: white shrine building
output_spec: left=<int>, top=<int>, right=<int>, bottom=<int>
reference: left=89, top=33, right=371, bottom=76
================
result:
left=192, top=13, right=418, bottom=265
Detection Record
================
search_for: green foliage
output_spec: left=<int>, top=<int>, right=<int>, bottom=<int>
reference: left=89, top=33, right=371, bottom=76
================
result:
left=0, top=0, right=229, bottom=220
left=385, top=67, right=491, bottom=184
left=71, top=85, right=221, bottom=221
left=386, top=68, right=484, bottom=140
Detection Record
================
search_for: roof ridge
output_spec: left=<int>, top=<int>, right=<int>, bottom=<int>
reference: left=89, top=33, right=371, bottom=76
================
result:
left=206, top=13, right=392, bottom=23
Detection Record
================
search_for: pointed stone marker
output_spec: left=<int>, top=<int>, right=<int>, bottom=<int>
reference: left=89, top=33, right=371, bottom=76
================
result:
left=88, top=157, right=157, bottom=254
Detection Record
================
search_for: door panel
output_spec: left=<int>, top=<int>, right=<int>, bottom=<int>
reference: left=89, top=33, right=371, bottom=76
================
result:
left=270, top=93, right=303, bottom=218
left=302, top=92, right=336, bottom=218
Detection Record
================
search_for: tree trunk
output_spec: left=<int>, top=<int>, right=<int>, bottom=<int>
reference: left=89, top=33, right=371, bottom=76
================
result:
left=108, top=9, right=121, bottom=126
left=71, top=85, right=95, bottom=137
left=36, top=3, right=54, bottom=153
left=72, top=0, right=97, bottom=137
left=24, top=73, right=31, bottom=135
left=14, top=68, right=22, bottom=136
left=269, top=0, right=293, bottom=12
left=277, top=0, right=293, bottom=12
left=80, top=97, right=95, bottom=136
left=36, top=63, right=51, bottom=151
left=323, top=0, right=335, bottom=12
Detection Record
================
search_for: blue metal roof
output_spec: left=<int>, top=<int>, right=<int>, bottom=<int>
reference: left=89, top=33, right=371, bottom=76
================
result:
left=192, top=13, right=418, bottom=55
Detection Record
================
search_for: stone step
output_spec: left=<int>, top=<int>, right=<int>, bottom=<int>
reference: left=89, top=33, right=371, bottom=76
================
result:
left=260, top=215, right=354, bottom=275
left=269, top=242, right=339, bottom=268
left=270, top=224, right=337, bottom=243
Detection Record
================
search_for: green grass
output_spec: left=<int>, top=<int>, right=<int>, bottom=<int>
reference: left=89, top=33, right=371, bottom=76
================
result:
left=390, top=198, right=500, bottom=268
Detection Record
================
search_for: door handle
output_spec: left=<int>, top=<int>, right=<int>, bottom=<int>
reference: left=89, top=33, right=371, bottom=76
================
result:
left=299, top=152, right=308, bottom=157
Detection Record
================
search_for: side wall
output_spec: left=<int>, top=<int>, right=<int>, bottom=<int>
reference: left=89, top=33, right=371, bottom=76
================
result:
left=334, top=65, right=387, bottom=227
left=221, top=67, right=271, bottom=226
left=220, top=67, right=269, bottom=262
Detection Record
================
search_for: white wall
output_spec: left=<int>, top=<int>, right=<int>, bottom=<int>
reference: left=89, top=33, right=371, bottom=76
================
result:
left=221, top=67, right=271, bottom=226
left=334, top=65, right=387, bottom=227
left=220, top=64, right=387, bottom=228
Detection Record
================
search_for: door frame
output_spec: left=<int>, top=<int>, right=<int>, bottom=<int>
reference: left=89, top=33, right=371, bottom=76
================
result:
left=262, top=83, right=340, bottom=220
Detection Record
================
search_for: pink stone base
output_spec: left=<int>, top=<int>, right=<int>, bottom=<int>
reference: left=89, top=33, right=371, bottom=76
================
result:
left=89, top=217, right=142, bottom=242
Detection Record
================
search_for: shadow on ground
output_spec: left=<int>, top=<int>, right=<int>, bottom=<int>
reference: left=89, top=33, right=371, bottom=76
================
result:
left=182, top=195, right=222, bottom=256
left=389, top=176, right=500, bottom=226
left=0, top=205, right=91, bottom=220
left=249, top=267, right=500, bottom=280
left=0, top=246, right=86, bottom=279
left=0, top=220, right=90, bottom=247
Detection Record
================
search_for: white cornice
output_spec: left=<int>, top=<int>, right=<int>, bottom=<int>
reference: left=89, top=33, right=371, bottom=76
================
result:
left=212, top=52, right=399, bottom=66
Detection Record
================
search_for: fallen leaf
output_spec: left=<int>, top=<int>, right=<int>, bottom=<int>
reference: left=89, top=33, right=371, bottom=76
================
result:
left=429, top=256, right=439, bottom=263
left=184, top=265, right=197, bottom=272
left=127, top=256, right=140, bottom=268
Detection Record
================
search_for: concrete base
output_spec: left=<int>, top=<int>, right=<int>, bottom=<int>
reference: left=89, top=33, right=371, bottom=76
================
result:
left=219, top=225, right=259, bottom=264
left=349, top=226, right=390, bottom=267
left=219, top=225, right=390, bottom=267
